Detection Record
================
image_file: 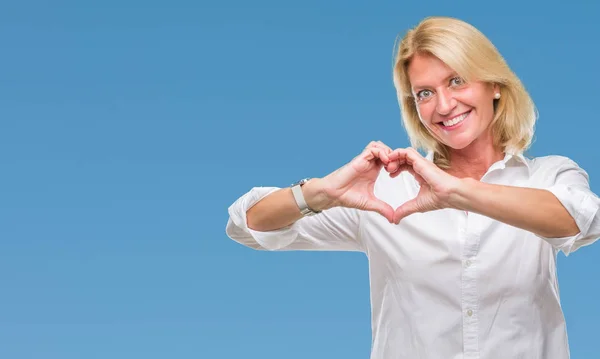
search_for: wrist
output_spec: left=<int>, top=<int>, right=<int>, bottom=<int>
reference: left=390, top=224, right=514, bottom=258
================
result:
left=447, top=177, right=477, bottom=211
left=302, top=178, right=335, bottom=212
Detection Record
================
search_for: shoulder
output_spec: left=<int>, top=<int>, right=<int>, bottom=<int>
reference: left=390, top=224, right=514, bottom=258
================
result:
left=525, top=154, right=588, bottom=180
left=527, top=154, right=582, bottom=170
left=527, top=154, right=576, bottom=167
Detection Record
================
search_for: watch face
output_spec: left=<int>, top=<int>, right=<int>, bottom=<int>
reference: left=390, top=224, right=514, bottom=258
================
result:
left=292, top=177, right=311, bottom=186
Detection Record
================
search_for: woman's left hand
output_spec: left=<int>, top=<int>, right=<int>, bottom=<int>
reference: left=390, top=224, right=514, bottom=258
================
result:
left=384, top=148, right=463, bottom=224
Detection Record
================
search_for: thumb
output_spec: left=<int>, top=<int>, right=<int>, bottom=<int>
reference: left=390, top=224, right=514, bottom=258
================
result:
left=393, top=199, right=420, bottom=224
left=365, top=199, right=395, bottom=223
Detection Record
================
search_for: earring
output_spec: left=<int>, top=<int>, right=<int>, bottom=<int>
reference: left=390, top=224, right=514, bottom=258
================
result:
left=494, top=92, right=501, bottom=99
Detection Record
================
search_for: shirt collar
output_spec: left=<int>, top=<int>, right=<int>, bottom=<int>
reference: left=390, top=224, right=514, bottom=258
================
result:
left=424, top=150, right=530, bottom=173
left=503, top=151, right=531, bottom=174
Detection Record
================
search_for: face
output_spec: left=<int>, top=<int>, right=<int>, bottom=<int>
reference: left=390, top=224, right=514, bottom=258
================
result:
left=407, top=52, right=499, bottom=151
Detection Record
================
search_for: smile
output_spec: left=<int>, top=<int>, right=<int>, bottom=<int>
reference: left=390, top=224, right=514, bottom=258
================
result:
left=440, top=111, right=471, bottom=129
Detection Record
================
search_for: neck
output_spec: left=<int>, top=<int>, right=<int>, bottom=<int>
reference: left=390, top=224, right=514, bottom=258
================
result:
left=446, top=141, right=504, bottom=180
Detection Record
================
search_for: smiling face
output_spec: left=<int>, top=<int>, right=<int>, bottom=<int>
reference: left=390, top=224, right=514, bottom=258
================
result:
left=407, top=52, right=499, bottom=151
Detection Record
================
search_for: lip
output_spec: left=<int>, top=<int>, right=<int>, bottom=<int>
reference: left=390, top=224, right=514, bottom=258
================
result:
left=438, top=110, right=471, bottom=131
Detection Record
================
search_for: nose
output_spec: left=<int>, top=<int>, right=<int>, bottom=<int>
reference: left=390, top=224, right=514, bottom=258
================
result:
left=435, top=89, right=457, bottom=116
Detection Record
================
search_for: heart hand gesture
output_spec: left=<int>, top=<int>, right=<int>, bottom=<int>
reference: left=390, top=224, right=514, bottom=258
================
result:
left=314, top=144, right=461, bottom=224
left=315, top=141, right=399, bottom=222
left=385, top=147, right=462, bottom=224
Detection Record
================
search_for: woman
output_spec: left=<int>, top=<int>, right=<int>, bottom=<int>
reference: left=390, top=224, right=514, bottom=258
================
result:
left=225, top=16, right=600, bottom=359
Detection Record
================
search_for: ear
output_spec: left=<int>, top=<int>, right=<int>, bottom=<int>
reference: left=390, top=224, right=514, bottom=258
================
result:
left=492, top=83, right=500, bottom=97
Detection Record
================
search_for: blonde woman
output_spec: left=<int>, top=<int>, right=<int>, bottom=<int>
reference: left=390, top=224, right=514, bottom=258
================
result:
left=225, top=16, right=600, bottom=359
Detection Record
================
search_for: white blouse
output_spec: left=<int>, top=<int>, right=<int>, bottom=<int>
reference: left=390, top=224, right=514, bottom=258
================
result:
left=225, top=152, right=600, bottom=359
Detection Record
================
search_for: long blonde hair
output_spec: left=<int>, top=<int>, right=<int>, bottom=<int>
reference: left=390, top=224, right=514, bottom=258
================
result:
left=392, top=16, right=537, bottom=168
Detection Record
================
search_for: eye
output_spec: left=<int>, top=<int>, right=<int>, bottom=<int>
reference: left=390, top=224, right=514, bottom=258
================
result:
left=450, top=76, right=466, bottom=86
left=415, top=89, right=433, bottom=101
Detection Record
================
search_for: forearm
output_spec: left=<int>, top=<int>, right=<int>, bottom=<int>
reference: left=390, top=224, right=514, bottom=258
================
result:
left=449, top=178, right=579, bottom=238
left=246, top=178, right=331, bottom=232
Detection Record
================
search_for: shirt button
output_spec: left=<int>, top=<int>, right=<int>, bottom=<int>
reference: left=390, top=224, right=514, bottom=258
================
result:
left=465, top=259, right=472, bottom=267
left=467, top=309, right=473, bottom=317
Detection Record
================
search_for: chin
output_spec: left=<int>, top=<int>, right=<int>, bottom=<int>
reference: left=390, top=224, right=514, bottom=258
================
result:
left=445, top=141, right=472, bottom=150
left=438, top=135, right=475, bottom=150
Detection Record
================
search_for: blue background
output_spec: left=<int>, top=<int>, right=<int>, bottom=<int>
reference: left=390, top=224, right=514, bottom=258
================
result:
left=1, top=1, right=598, bottom=358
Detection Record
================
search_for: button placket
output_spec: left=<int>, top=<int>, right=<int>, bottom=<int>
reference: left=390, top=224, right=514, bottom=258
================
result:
left=461, top=213, right=481, bottom=358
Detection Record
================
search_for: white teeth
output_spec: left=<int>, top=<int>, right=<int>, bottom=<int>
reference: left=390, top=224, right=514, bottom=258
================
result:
left=442, top=112, right=469, bottom=127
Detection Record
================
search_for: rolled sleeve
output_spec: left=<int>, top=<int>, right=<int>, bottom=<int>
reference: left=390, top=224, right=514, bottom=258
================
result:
left=225, top=187, right=364, bottom=252
left=538, top=157, right=600, bottom=255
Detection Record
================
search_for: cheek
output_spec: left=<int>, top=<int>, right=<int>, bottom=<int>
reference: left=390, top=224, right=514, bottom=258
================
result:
left=454, top=91, right=477, bottom=108
left=416, top=104, right=442, bottom=136
left=474, top=96, right=495, bottom=118
left=416, top=103, right=435, bottom=124
left=459, top=87, right=493, bottom=109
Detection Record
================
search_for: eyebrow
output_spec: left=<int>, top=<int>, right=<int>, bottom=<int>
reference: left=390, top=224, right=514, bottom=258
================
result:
left=412, top=72, right=458, bottom=92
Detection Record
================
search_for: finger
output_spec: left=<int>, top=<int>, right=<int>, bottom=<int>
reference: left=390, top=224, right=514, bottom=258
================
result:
left=386, top=159, right=400, bottom=174
left=389, top=147, right=424, bottom=163
left=389, top=164, right=414, bottom=178
left=365, top=199, right=395, bottom=223
left=365, top=143, right=406, bottom=174
left=393, top=199, right=420, bottom=224
left=404, top=147, right=423, bottom=166
left=387, top=148, right=408, bottom=163
left=367, top=141, right=394, bottom=160
left=349, top=148, right=377, bottom=174
left=360, top=146, right=378, bottom=161
left=406, top=147, right=422, bottom=157
left=367, top=140, right=392, bottom=151
left=366, top=147, right=390, bottom=165
left=388, top=148, right=430, bottom=179
left=376, top=141, right=394, bottom=158
left=385, top=149, right=408, bottom=173
left=408, top=148, right=435, bottom=175
left=405, top=148, right=441, bottom=183
left=379, top=149, right=391, bottom=164
left=365, top=141, right=391, bottom=153
left=362, top=147, right=374, bottom=161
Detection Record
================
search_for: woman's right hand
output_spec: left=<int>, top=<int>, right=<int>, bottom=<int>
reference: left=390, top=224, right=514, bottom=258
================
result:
left=304, top=141, right=400, bottom=223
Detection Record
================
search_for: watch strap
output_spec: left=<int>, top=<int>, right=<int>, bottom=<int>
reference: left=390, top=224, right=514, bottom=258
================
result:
left=291, top=179, right=321, bottom=216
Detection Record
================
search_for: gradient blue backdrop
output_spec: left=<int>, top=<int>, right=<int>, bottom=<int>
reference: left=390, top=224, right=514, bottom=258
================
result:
left=0, top=1, right=598, bottom=358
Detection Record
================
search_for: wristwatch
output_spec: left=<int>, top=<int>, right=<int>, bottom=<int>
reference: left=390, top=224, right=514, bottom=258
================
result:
left=291, top=178, right=322, bottom=217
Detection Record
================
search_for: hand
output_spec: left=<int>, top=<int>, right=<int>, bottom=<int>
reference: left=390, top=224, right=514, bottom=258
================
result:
left=314, top=141, right=403, bottom=223
left=386, top=147, right=463, bottom=224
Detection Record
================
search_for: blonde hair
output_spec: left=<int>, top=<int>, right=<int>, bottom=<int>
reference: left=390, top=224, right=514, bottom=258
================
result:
left=392, top=16, right=537, bottom=168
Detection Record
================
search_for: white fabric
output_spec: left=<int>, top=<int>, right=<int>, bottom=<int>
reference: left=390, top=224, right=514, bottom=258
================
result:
left=225, top=153, right=600, bottom=359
